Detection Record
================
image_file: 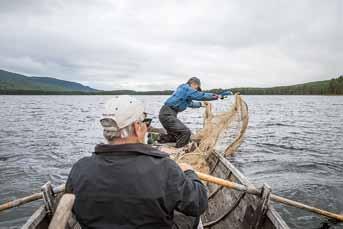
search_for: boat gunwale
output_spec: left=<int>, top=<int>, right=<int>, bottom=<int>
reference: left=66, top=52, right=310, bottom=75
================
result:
left=22, top=205, right=47, bottom=229
left=211, top=151, right=290, bottom=229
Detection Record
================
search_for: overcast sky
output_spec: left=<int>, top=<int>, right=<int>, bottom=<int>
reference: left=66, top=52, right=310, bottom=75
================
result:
left=0, top=0, right=342, bottom=90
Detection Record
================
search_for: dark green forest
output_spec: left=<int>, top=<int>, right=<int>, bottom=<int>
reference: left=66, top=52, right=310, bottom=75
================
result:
left=209, top=76, right=343, bottom=95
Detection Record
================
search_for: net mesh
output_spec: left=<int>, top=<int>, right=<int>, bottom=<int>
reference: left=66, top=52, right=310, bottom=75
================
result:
left=172, top=93, right=249, bottom=173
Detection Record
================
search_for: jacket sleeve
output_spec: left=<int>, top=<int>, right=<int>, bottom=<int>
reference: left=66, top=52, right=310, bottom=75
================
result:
left=187, top=87, right=218, bottom=101
left=65, top=164, right=76, bottom=193
left=166, top=160, right=208, bottom=216
left=189, top=101, right=202, bottom=108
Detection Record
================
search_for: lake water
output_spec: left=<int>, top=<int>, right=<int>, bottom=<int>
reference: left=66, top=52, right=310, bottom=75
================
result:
left=0, top=95, right=342, bottom=228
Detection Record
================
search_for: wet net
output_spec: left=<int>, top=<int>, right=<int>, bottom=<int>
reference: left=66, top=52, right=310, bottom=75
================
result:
left=172, top=93, right=249, bottom=173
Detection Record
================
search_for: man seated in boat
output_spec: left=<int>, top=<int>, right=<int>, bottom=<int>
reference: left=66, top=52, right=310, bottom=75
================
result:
left=65, top=95, right=208, bottom=229
left=159, top=77, right=228, bottom=148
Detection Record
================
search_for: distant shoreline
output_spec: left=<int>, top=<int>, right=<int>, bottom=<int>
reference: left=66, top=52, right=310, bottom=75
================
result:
left=0, top=90, right=342, bottom=96
left=1, top=69, right=342, bottom=95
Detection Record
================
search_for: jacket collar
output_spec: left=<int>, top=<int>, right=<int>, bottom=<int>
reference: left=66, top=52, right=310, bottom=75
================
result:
left=94, top=143, right=169, bottom=158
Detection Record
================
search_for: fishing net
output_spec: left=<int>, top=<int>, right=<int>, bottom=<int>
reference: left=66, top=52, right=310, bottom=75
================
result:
left=172, top=93, right=249, bottom=173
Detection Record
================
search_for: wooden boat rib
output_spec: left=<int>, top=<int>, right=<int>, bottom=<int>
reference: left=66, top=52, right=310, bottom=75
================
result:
left=22, top=150, right=289, bottom=229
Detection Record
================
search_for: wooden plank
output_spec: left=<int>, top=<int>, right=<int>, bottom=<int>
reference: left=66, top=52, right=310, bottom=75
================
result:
left=21, top=206, right=47, bottom=229
left=48, top=194, right=75, bottom=229
left=266, top=207, right=290, bottom=229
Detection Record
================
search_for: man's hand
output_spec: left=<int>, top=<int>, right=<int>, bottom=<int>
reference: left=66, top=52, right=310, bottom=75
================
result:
left=212, top=94, right=219, bottom=100
left=219, top=90, right=233, bottom=99
left=178, top=163, right=194, bottom=172
left=158, top=146, right=176, bottom=155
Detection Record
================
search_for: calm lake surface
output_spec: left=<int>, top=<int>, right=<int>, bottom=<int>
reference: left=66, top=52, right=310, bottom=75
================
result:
left=0, top=95, right=342, bottom=228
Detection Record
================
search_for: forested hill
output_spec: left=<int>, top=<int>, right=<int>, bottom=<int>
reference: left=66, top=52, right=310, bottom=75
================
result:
left=0, top=69, right=98, bottom=92
left=0, top=68, right=342, bottom=95
left=210, top=76, right=343, bottom=95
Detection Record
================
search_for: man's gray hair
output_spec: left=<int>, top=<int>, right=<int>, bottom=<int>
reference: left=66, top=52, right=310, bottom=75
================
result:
left=103, top=124, right=134, bottom=141
left=100, top=112, right=146, bottom=142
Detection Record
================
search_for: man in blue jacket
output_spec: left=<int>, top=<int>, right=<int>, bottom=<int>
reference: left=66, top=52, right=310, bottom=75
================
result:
left=159, top=77, right=221, bottom=148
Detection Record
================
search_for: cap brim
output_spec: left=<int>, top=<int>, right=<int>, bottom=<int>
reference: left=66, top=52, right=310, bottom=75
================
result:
left=143, top=112, right=153, bottom=116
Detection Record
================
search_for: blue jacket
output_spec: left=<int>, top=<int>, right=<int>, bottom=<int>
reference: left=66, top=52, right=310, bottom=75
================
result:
left=165, top=83, right=217, bottom=112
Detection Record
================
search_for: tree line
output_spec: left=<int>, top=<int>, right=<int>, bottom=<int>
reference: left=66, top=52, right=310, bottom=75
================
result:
left=210, top=76, right=343, bottom=95
left=1, top=76, right=342, bottom=95
left=328, top=76, right=343, bottom=94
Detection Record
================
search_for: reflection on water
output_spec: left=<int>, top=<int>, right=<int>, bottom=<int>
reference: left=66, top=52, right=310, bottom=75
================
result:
left=0, top=95, right=342, bottom=228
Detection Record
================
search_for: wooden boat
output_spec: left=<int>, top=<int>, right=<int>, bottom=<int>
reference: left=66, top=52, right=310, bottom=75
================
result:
left=22, top=149, right=289, bottom=229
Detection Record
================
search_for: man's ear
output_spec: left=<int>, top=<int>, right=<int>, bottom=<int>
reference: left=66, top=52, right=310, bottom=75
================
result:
left=133, top=122, right=140, bottom=137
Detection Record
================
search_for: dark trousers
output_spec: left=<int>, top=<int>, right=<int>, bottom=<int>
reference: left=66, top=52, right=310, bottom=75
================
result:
left=159, top=105, right=191, bottom=148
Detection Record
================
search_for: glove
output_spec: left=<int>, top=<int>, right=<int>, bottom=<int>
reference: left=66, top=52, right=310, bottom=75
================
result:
left=219, top=90, right=233, bottom=99
left=212, top=94, right=220, bottom=100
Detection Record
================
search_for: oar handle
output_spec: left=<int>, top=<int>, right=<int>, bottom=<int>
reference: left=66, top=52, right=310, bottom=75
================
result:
left=195, top=171, right=259, bottom=194
left=0, top=184, right=65, bottom=212
left=0, top=193, right=43, bottom=212
left=195, top=171, right=343, bottom=222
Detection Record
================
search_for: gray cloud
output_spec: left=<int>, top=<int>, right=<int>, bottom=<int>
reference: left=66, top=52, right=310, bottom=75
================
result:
left=0, top=0, right=342, bottom=90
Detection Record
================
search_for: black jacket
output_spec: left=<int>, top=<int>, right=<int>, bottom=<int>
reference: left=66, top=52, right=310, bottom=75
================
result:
left=66, top=143, right=208, bottom=229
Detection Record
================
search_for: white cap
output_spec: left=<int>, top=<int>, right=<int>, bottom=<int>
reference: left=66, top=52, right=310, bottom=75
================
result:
left=101, top=95, right=145, bottom=130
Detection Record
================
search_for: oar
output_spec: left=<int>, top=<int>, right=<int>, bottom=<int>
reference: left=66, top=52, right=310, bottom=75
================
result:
left=0, top=184, right=65, bottom=212
left=196, top=171, right=343, bottom=222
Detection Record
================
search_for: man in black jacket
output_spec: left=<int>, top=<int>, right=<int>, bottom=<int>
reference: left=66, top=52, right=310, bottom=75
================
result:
left=66, top=95, right=208, bottom=229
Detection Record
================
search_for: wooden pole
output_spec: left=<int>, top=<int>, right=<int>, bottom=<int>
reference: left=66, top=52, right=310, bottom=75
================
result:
left=48, top=194, right=75, bottom=229
left=270, top=194, right=343, bottom=222
left=0, top=184, right=65, bottom=212
left=195, top=171, right=343, bottom=222
left=0, top=193, right=43, bottom=212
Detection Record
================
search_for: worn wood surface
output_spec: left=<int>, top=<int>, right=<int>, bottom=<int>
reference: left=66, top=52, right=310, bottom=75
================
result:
left=21, top=206, right=48, bottom=229
left=48, top=194, right=75, bottom=229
